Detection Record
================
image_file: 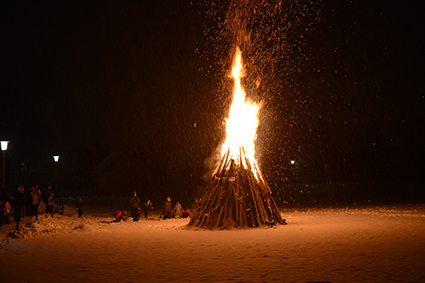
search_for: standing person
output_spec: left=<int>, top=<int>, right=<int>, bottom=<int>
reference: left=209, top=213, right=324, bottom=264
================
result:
left=173, top=201, right=182, bottom=218
left=35, top=184, right=43, bottom=204
left=0, top=188, right=11, bottom=231
left=31, top=186, right=42, bottom=221
left=0, top=200, right=11, bottom=231
left=75, top=197, right=84, bottom=218
left=113, top=210, right=127, bottom=222
left=13, top=186, right=26, bottom=227
left=45, top=192, right=55, bottom=217
left=142, top=199, right=153, bottom=218
left=161, top=197, right=173, bottom=220
left=130, top=191, right=140, bottom=219
left=0, top=187, right=11, bottom=224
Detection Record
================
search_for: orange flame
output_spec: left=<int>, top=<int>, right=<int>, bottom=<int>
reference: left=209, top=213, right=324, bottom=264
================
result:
left=220, top=47, right=263, bottom=180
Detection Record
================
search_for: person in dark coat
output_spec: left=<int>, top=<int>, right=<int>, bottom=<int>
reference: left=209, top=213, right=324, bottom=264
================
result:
left=75, top=197, right=84, bottom=217
left=130, top=191, right=140, bottom=219
left=13, top=186, right=26, bottom=225
left=161, top=197, right=173, bottom=220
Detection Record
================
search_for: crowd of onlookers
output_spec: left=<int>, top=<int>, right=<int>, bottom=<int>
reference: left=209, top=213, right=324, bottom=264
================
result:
left=1, top=185, right=199, bottom=231
left=0, top=185, right=57, bottom=230
left=0, top=185, right=86, bottom=232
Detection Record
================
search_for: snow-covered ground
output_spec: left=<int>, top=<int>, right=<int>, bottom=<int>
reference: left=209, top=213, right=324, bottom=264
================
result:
left=1, top=204, right=425, bottom=282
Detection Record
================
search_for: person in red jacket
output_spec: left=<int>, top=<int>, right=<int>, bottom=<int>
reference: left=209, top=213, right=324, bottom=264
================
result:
left=113, top=210, right=127, bottom=222
left=180, top=207, right=191, bottom=218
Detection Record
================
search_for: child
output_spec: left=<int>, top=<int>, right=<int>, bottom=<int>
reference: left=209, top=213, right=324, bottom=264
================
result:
left=46, top=192, right=55, bottom=217
left=173, top=201, right=182, bottom=218
left=133, top=207, right=141, bottom=222
left=161, top=197, right=172, bottom=220
left=113, top=210, right=127, bottom=222
left=142, top=199, right=153, bottom=218
left=180, top=208, right=191, bottom=218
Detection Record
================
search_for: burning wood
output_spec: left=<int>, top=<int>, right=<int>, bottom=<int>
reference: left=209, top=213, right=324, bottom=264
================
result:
left=189, top=47, right=284, bottom=229
left=189, top=149, right=284, bottom=229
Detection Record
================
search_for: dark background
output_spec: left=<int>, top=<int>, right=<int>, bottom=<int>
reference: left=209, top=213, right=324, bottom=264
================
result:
left=1, top=1, right=424, bottom=206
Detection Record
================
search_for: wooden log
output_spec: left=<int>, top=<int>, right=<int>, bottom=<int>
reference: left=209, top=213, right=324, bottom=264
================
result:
left=247, top=153, right=282, bottom=226
left=245, top=168, right=262, bottom=227
left=242, top=204, right=248, bottom=227
left=190, top=146, right=284, bottom=229
left=238, top=202, right=243, bottom=227
left=252, top=183, right=268, bottom=225
left=215, top=206, right=225, bottom=228
left=234, top=191, right=239, bottom=226
left=193, top=180, right=221, bottom=226
left=198, top=212, right=207, bottom=227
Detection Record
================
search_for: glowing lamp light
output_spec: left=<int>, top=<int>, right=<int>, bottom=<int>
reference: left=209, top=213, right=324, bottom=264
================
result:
left=290, top=160, right=295, bottom=165
left=1, top=141, right=9, bottom=151
left=53, top=155, right=60, bottom=162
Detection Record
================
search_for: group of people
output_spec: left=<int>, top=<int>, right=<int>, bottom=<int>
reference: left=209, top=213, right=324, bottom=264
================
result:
left=2, top=186, right=202, bottom=230
left=161, top=196, right=192, bottom=220
left=112, top=191, right=153, bottom=222
left=112, top=193, right=196, bottom=222
left=0, top=185, right=57, bottom=230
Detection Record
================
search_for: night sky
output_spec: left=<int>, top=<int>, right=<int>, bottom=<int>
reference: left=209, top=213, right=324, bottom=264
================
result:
left=1, top=1, right=424, bottom=200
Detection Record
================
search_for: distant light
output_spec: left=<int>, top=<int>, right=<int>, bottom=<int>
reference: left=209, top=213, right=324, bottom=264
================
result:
left=290, top=160, right=295, bottom=165
left=1, top=141, right=9, bottom=151
left=53, top=155, right=60, bottom=162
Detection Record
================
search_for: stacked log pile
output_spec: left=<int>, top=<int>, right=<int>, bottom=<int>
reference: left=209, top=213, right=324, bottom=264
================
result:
left=189, top=149, right=284, bottom=229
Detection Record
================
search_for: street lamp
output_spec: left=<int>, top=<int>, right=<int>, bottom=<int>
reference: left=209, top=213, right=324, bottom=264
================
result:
left=53, top=155, right=60, bottom=162
left=1, top=141, right=9, bottom=188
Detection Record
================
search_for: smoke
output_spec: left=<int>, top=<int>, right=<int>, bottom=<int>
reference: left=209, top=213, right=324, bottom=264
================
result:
left=202, top=143, right=222, bottom=184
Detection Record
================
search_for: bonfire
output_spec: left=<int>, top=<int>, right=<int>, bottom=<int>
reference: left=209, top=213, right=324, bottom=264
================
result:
left=189, top=47, right=284, bottom=229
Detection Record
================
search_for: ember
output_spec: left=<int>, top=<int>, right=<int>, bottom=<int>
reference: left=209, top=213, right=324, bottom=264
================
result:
left=189, top=47, right=284, bottom=229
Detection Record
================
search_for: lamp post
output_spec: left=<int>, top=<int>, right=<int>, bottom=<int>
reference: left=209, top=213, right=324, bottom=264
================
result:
left=1, top=141, right=9, bottom=188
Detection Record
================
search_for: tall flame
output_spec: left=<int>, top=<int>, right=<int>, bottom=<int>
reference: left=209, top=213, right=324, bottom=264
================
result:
left=220, top=47, right=263, bottom=179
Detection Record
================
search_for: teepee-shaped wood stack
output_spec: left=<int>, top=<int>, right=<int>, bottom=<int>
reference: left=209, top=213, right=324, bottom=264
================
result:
left=189, top=149, right=285, bottom=229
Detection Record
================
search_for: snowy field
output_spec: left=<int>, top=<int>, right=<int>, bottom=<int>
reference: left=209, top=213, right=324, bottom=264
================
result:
left=1, top=204, right=425, bottom=283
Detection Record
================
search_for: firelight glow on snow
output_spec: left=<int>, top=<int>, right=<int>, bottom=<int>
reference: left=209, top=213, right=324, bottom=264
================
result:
left=220, top=46, right=263, bottom=180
